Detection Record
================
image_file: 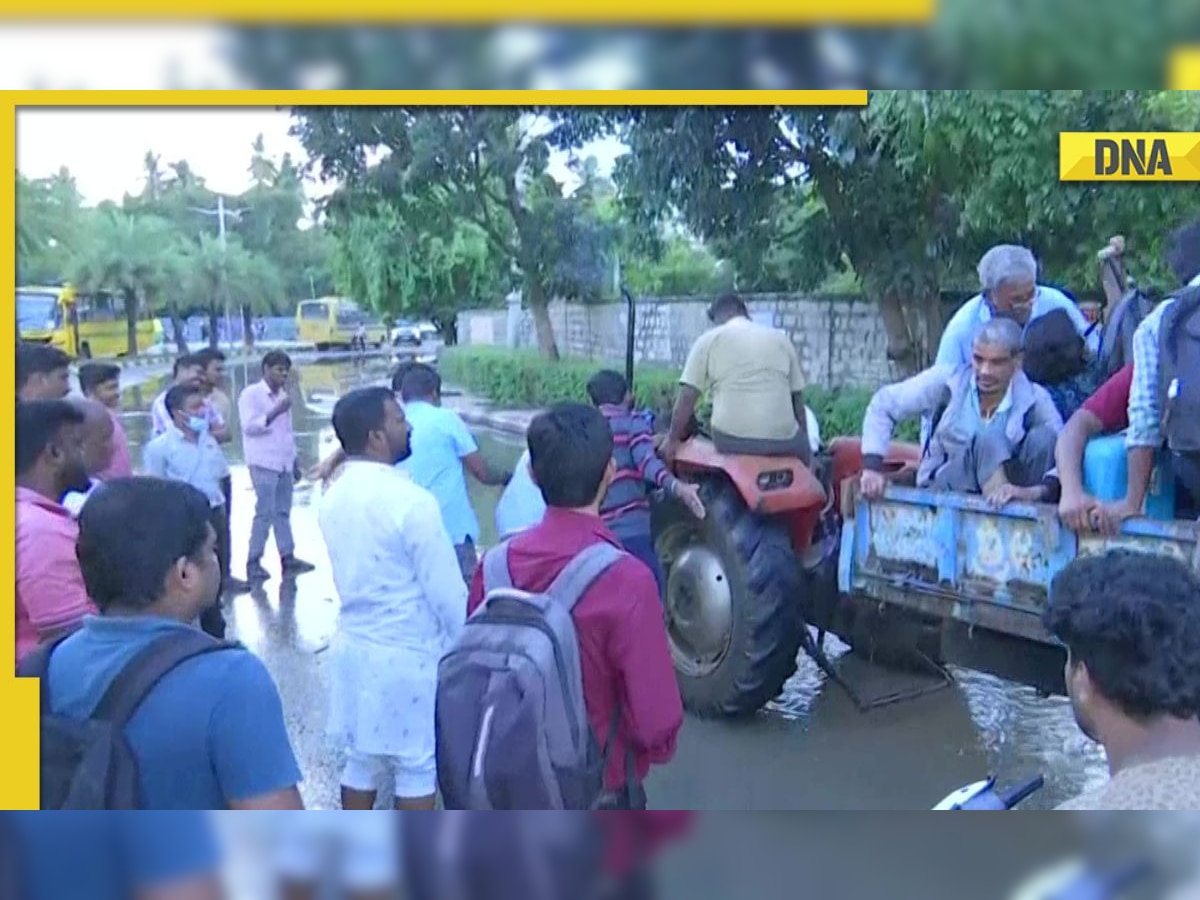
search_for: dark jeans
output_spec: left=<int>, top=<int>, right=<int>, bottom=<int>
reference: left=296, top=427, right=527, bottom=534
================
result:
left=201, top=505, right=229, bottom=640
left=711, top=426, right=808, bottom=459
left=1174, top=452, right=1200, bottom=518
left=619, top=533, right=665, bottom=600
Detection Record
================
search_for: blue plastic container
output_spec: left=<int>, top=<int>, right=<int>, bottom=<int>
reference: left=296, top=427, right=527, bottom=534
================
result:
left=1082, top=433, right=1176, bottom=520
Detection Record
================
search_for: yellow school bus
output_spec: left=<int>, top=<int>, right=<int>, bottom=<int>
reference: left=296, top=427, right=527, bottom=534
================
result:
left=17, top=283, right=156, bottom=358
left=296, top=297, right=388, bottom=351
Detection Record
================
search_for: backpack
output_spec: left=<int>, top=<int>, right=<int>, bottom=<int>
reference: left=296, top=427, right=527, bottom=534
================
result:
left=1098, top=286, right=1158, bottom=381
left=436, top=541, right=633, bottom=810
left=17, top=628, right=236, bottom=810
left=1158, top=284, right=1200, bottom=455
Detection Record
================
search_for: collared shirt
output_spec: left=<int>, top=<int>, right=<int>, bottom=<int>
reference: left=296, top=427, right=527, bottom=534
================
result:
left=15, top=486, right=96, bottom=665
left=962, top=376, right=1014, bottom=435
left=142, top=428, right=228, bottom=508
left=598, top=404, right=674, bottom=541
left=1127, top=272, right=1200, bottom=448
left=935, top=286, right=1098, bottom=368
left=680, top=316, right=807, bottom=442
left=319, top=461, right=467, bottom=651
left=150, top=390, right=224, bottom=438
left=46, top=615, right=302, bottom=809
left=467, top=508, right=683, bottom=791
left=96, top=407, right=133, bottom=480
left=397, top=400, right=481, bottom=545
left=238, top=380, right=297, bottom=472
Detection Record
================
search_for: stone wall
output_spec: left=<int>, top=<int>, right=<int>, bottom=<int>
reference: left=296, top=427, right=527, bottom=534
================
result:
left=458, top=293, right=912, bottom=390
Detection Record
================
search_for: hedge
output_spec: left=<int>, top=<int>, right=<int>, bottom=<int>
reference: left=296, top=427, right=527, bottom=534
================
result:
left=440, top=346, right=918, bottom=442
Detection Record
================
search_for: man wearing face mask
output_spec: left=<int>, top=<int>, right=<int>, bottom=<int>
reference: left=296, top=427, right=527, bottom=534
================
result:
left=15, top=400, right=96, bottom=666
left=318, top=387, right=467, bottom=811
left=143, top=384, right=247, bottom=639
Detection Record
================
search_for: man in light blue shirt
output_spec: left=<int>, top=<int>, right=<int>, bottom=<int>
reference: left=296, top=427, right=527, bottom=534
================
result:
left=397, top=364, right=512, bottom=582
left=936, top=244, right=1099, bottom=368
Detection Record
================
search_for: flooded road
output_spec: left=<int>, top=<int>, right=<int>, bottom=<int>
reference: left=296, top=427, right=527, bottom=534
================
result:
left=120, top=355, right=1107, bottom=809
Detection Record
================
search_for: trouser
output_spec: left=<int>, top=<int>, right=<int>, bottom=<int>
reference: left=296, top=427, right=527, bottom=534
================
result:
left=201, top=504, right=229, bottom=639
left=932, top=424, right=1058, bottom=494
left=1174, top=452, right=1200, bottom=518
left=595, top=783, right=649, bottom=811
left=618, top=533, right=665, bottom=600
left=248, top=465, right=295, bottom=562
left=711, top=427, right=808, bottom=458
left=455, top=538, right=480, bottom=584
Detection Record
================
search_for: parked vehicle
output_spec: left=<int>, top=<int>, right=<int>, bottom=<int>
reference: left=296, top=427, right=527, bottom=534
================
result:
left=17, top=283, right=156, bottom=358
left=296, top=297, right=387, bottom=351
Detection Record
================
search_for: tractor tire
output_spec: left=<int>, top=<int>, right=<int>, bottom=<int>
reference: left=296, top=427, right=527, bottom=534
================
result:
left=653, top=478, right=804, bottom=718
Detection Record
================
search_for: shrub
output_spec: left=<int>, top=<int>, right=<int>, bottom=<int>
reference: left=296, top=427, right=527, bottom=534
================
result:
left=440, top=346, right=917, bottom=442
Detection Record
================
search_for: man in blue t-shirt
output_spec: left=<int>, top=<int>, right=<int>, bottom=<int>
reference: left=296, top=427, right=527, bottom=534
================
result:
left=396, top=364, right=513, bottom=581
left=5, top=812, right=222, bottom=900
left=312, top=364, right=513, bottom=583
left=45, top=476, right=305, bottom=810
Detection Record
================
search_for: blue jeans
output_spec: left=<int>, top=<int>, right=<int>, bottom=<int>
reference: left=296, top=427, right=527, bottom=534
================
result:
left=619, top=533, right=665, bottom=600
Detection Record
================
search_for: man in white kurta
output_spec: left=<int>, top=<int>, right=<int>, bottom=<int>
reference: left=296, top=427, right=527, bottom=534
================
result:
left=318, top=386, right=467, bottom=810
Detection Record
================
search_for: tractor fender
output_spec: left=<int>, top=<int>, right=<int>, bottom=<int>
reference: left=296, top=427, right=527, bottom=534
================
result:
left=671, top=436, right=826, bottom=517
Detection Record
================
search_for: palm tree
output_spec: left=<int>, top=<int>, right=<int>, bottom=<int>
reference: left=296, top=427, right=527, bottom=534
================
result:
left=70, top=211, right=180, bottom=356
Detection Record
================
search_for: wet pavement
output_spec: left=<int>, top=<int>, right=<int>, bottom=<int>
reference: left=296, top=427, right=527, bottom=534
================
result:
left=120, top=355, right=1108, bottom=810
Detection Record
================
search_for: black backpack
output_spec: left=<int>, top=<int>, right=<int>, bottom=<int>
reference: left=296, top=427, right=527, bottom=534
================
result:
left=1158, top=284, right=1200, bottom=456
left=17, top=629, right=237, bottom=810
left=1098, top=286, right=1159, bottom=381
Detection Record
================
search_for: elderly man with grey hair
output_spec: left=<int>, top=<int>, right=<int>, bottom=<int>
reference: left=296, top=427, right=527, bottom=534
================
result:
left=935, top=244, right=1098, bottom=368
left=862, top=318, right=1064, bottom=506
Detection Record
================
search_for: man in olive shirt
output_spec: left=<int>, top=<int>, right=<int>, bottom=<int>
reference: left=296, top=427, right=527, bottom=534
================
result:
left=662, top=294, right=812, bottom=465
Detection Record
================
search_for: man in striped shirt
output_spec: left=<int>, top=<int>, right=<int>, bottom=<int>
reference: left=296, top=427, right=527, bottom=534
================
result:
left=587, top=370, right=705, bottom=596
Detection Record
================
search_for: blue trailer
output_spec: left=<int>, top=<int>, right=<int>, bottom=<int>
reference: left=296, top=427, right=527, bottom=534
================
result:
left=836, top=486, right=1200, bottom=695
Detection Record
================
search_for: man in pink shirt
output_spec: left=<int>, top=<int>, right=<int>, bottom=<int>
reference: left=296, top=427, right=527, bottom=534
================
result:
left=15, top=399, right=97, bottom=665
left=238, top=351, right=314, bottom=582
left=78, top=362, right=133, bottom=479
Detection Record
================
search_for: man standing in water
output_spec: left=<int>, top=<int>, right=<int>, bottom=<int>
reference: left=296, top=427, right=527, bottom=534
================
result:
left=318, top=387, right=466, bottom=811
left=239, top=350, right=314, bottom=582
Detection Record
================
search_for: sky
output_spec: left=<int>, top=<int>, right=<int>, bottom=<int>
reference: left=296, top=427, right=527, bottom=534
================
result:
left=17, top=106, right=626, bottom=208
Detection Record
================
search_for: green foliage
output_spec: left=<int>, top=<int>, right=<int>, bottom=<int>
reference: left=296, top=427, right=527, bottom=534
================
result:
left=439, top=346, right=914, bottom=442
left=292, top=107, right=618, bottom=357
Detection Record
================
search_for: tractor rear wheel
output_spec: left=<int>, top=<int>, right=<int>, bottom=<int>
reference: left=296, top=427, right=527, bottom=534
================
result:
left=653, top=479, right=804, bottom=718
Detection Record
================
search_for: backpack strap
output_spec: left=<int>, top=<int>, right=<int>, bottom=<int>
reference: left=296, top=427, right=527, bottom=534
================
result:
left=92, top=629, right=237, bottom=727
left=1163, top=284, right=1200, bottom=363
left=545, top=542, right=625, bottom=614
left=481, top=541, right=514, bottom=593
left=16, top=633, right=77, bottom=715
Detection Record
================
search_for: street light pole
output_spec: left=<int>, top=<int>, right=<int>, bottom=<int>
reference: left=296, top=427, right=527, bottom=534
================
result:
left=190, top=195, right=246, bottom=349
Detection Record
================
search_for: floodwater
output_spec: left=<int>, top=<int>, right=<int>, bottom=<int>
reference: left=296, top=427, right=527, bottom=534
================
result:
left=119, top=355, right=1107, bottom=810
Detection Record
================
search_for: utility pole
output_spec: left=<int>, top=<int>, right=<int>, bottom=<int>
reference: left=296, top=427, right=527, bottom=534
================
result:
left=190, top=195, right=247, bottom=349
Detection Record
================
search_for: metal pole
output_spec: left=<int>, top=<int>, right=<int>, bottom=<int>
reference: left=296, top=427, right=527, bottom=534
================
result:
left=216, top=196, right=234, bottom=350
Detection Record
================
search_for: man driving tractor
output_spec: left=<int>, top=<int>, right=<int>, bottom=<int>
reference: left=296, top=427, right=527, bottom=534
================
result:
left=661, top=294, right=812, bottom=467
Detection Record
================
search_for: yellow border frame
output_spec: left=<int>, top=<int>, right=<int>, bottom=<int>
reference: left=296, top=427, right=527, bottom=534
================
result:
left=2, top=88, right=865, bottom=810
left=0, top=0, right=933, bottom=22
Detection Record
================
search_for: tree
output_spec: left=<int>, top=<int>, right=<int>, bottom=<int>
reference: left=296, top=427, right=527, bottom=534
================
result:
left=178, top=233, right=282, bottom=349
left=70, top=211, right=182, bottom=356
left=16, top=168, right=86, bottom=285
left=293, top=107, right=616, bottom=358
left=328, top=191, right=504, bottom=342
